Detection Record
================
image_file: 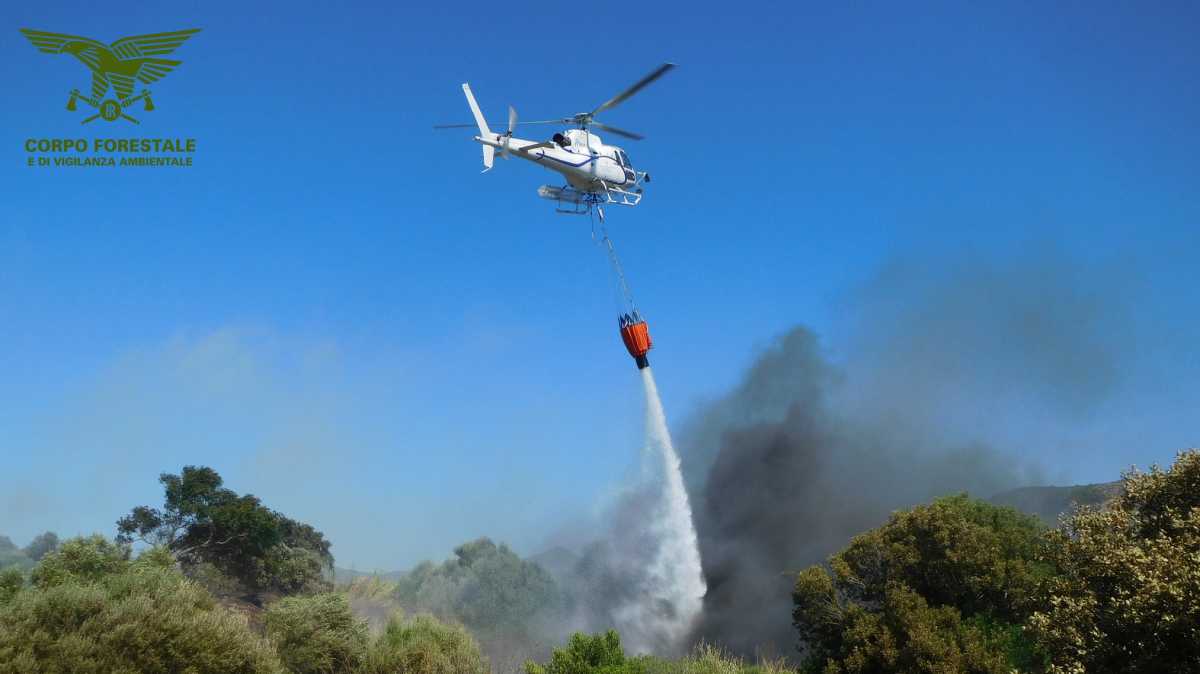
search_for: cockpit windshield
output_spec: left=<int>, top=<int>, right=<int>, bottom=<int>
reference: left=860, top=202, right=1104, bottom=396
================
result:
left=615, top=150, right=632, bottom=168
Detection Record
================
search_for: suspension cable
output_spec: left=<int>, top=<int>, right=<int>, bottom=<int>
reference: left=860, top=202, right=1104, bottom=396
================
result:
left=590, top=208, right=636, bottom=310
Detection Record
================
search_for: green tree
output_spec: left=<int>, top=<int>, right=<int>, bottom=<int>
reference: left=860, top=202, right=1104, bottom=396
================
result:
left=830, top=494, right=1047, bottom=621
left=264, top=593, right=368, bottom=674
left=116, top=465, right=333, bottom=596
left=794, top=495, right=1047, bottom=672
left=1027, top=449, right=1200, bottom=673
left=394, top=537, right=560, bottom=666
left=0, top=537, right=32, bottom=573
left=362, top=612, right=489, bottom=674
left=22, top=531, right=59, bottom=562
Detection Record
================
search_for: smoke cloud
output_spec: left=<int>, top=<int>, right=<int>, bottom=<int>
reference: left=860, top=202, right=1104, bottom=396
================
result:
left=678, top=250, right=1135, bottom=657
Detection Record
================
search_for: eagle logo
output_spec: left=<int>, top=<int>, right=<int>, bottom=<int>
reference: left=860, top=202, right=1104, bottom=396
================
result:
left=20, top=28, right=200, bottom=124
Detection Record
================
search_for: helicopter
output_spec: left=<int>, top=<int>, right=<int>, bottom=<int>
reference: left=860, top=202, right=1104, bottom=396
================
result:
left=434, top=63, right=675, bottom=219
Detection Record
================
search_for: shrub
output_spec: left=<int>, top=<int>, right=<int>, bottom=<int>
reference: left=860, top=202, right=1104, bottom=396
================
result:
left=363, top=612, right=488, bottom=674
left=524, top=630, right=646, bottom=674
left=793, top=495, right=1046, bottom=672
left=345, top=576, right=403, bottom=631
left=1027, top=449, right=1200, bottom=673
left=643, top=643, right=793, bottom=673
left=0, top=557, right=284, bottom=673
left=264, top=593, right=368, bottom=674
left=29, top=534, right=129, bottom=589
left=0, top=567, right=23, bottom=605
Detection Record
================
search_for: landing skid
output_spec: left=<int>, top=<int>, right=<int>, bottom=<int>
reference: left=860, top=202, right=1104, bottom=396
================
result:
left=598, top=181, right=644, bottom=207
left=544, top=181, right=643, bottom=221
left=556, top=200, right=605, bottom=222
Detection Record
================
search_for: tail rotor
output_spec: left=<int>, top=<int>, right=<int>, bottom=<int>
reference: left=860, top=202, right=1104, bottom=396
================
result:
left=502, top=105, right=517, bottom=158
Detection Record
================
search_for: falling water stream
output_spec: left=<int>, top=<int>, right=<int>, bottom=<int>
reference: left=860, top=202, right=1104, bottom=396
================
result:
left=613, top=367, right=707, bottom=652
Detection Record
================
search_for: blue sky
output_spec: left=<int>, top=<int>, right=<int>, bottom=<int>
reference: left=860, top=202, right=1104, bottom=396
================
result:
left=1, top=1, right=1197, bottom=569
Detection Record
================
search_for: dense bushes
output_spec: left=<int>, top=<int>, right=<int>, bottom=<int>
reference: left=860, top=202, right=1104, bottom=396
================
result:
left=6, top=451, right=1198, bottom=673
left=394, top=537, right=559, bottom=630
left=525, top=630, right=636, bottom=674
left=0, top=539, right=284, bottom=674
left=1027, top=449, right=1200, bottom=673
left=524, top=631, right=792, bottom=674
left=0, top=568, right=23, bottom=604
left=28, top=534, right=130, bottom=589
left=793, top=450, right=1200, bottom=673
left=265, top=593, right=369, bottom=674
left=362, top=612, right=489, bottom=674
left=792, top=495, right=1046, bottom=673
left=394, top=537, right=560, bottom=667
left=0, top=535, right=486, bottom=674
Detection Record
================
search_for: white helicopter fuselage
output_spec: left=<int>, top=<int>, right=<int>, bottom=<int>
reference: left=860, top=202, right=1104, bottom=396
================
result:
left=455, top=81, right=652, bottom=210
left=476, top=128, right=637, bottom=192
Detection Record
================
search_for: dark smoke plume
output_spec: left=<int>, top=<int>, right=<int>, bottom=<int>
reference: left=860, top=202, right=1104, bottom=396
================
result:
left=679, top=251, right=1132, bottom=657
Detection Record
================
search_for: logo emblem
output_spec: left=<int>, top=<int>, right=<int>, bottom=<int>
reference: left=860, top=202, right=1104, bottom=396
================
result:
left=20, top=28, right=200, bottom=125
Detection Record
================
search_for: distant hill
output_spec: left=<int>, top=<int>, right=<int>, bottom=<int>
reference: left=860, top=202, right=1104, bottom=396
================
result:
left=990, top=481, right=1122, bottom=525
left=333, top=566, right=406, bottom=585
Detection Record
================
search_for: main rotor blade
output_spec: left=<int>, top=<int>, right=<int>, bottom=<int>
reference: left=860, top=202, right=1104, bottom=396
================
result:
left=590, top=62, right=676, bottom=117
left=433, top=118, right=570, bottom=130
left=513, top=118, right=575, bottom=126
left=589, top=122, right=645, bottom=141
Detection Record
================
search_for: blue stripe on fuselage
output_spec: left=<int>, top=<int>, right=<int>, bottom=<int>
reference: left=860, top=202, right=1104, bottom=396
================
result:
left=537, top=151, right=628, bottom=185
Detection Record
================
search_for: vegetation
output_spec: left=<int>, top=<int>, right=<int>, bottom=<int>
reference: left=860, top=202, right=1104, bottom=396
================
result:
left=29, top=533, right=130, bottom=589
left=344, top=575, right=405, bottom=632
left=395, top=537, right=559, bottom=629
left=362, top=612, right=489, bottom=674
left=22, top=531, right=60, bottom=562
left=525, top=630, right=636, bottom=674
left=0, top=532, right=58, bottom=574
left=990, top=482, right=1121, bottom=526
left=0, top=532, right=490, bottom=674
left=394, top=536, right=561, bottom=665
left=793, top=450, right=1200, bottom=673
left=0, top=567, right=22, bottom=604
left=116, top=465, right=333, bottom=597
left=1027, top=449, right=1200, bottom=673
left=265, top=593, right=369, bottom=674
left=792, top=494, right=1048, bottom=673
left=6, top=451, right=1199, bottom=672
left=524, top=630, right=793, bottom=674
left=0, top=537, right=285, bottom=674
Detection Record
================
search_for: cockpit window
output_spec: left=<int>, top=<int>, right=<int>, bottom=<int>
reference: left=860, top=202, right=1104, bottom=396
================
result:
left=616, top=150, right=631, bottom=168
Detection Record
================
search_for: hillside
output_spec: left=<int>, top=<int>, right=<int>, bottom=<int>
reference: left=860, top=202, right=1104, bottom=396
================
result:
left=990, top=481, right=1121, bottom=525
